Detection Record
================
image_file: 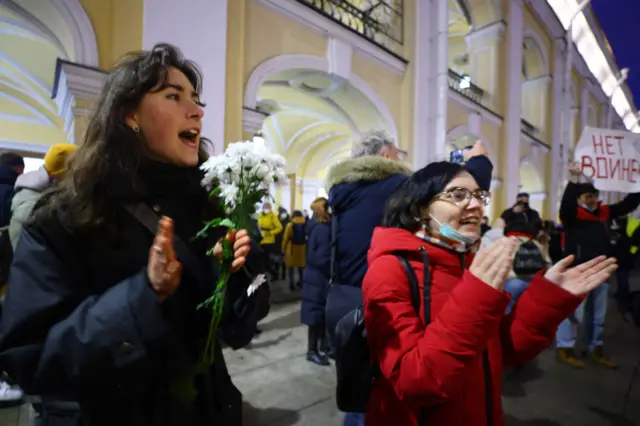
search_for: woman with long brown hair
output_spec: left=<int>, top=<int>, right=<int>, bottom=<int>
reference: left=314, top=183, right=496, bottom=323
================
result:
left=301, top=197, right=332, bottom=365
left=0, top=44, right=265, bottom=426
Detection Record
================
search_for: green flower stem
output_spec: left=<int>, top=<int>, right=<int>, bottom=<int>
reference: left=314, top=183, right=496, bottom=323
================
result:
left=202, top=268, right=229, bottom=365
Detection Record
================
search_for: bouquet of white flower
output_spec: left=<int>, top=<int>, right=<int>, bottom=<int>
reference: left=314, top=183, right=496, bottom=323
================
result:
left=197, top=135, right=287, bottom=364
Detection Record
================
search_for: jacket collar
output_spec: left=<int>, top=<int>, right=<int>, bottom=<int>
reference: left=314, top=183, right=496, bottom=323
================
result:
left=326, top=156, right=411, bottom=188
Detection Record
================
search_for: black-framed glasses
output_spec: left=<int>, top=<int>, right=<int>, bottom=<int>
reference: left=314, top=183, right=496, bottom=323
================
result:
left=435, top=187, right=491, bottom=207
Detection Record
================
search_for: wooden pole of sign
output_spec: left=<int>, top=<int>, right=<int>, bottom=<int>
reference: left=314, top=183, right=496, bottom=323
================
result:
left=288, top=173, right=296, bottom=213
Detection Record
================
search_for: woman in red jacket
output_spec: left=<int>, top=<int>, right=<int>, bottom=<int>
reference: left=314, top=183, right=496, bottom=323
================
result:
left=362, top=147, right=617, bottom=426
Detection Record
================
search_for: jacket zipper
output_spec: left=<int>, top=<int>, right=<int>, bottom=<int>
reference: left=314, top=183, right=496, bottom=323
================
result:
left=458, top=253, right=493, bottom=426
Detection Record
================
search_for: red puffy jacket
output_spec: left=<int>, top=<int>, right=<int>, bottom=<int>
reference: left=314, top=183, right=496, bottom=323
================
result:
left=362, top=227, right=582, bottom=426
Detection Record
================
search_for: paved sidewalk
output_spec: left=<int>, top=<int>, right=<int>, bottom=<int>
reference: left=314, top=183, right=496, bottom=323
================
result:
left=2, top=278, right=639, bottom=425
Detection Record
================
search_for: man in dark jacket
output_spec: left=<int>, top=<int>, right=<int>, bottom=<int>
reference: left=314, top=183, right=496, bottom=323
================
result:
left=0, top=152, right=24, bottom=405
left=610, top=214, right=640, bottom=313
left=499, top=192, right=542, bottom=231
left=327, top=130, right=411, bottom=291
left=327, top=130, right=409, bottom=426
left=0, top=152, right=24, bottom=227
left=555, top=163, right=640, bottom=369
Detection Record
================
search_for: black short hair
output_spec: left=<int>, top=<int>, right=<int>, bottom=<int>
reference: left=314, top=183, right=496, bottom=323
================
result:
left=505, top=220, right=536, bottom=237
left=517, top=192, right=530, bottom=198
left=0, top=152, right=24, bottom=168
left=292, top=210, right=303, bottom=218
left=383, top=161, right=464, bottom=232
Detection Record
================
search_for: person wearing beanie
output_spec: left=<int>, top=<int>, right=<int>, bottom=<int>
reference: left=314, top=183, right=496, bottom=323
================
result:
left=502, top=220, right=550, bottom=313
left=0, top=152, right=25, bottom=228
left=555, top=162, right=640, bottom=369
left=9, top=144, right=77, bottom=250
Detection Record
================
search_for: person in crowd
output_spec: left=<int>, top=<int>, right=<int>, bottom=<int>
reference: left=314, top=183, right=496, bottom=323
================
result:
left=0, top=152, right=24, bottom=404
left=609, top=211, right=640, bottom=314
left=303, top=209, right=309, bottom=223
left=5, top=143, right=78, bottom=421
left=500, top=192, right=541, bottom=231
left=257, top=202, right=282, bottom=280
left=548, top=222, right=565, bottom=265
left=555, top=162, right=640, bottom=369
left=0, top=44, right=266, bottom=426
left=328, top=129, right=410, bottom=291
left=276, top=206, right=291, bottom=280
left=327, top=129, right=410, bottom=426
left=0, top=152, right=24, bottom=228
left=362, top=150, right=617, bottom=426
left=281, top=210, right=306, bottom=291
left=9, top=144, right=78, bottom=250
left=301, top=198, right=331, bottom=366
left=502, top=220, right=551, bottom=314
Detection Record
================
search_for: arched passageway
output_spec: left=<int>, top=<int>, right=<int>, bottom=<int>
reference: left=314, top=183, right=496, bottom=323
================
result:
left=0, top=0, right=98, bottom=159
left=245, top=55, right=397, bottom=212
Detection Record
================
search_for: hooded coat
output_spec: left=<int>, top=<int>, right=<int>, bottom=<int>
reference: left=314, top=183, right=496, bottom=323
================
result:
left=300, top=219, right=331, bottom=325
left=327, top=156, right=411, bottom=287
left=9, top=167, right=52, bottom=249
left=560, top=181, right=640, bottom=263
left=0, top=162, right=269, bottom=426
left=362, top=227, right=583, bottom=426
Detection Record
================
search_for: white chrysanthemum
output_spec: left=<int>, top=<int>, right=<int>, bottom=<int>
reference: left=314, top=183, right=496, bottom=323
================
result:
left=200, top=138, right=287, bottom=210
left=220, top=183, right=239, bottom=208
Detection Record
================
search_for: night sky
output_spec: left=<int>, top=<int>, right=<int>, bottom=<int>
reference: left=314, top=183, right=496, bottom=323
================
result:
left=591, top=0, right=640, bottom=111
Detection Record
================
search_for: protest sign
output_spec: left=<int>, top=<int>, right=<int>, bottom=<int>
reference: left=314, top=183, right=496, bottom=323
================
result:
left=573, top=126, right=640, bottom=193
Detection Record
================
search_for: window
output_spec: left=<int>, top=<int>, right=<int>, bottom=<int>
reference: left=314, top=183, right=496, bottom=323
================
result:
left=24, top=157, right=45, bottom=173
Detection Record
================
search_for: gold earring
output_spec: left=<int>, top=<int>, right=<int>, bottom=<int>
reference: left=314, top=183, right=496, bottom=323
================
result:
left=132, top=124, right=140, bottom=132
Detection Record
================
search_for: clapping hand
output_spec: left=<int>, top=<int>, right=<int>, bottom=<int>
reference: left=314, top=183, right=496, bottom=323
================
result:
left=544, top=255, right=618, bottom=296
left=148, top=217, right=182, bottom=303
left=469, top=237, right=519, bottom=291
left=568, top=162, right=582, bottom=177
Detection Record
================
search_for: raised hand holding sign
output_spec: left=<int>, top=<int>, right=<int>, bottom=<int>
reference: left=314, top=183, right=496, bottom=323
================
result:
left=573, top=127, right=640, bottom=192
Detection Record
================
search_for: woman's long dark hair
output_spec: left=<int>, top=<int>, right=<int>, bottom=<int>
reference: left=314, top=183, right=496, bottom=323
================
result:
left=34, top=44, right=212, bottom=233
left=383, top=161, right=464, bottom=232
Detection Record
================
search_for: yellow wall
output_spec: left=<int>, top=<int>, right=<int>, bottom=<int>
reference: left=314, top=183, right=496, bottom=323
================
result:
left=79, top=0, right=144, bottom=69
left=446, top=102, right=469, bottom=135
left=351, top=53, right=404, bottom=146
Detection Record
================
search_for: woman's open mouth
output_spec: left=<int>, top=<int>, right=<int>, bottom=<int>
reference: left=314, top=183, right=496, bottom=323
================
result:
left=459, top=217, right=480, bottom=226
left=178, top=129, right=199, bottom=148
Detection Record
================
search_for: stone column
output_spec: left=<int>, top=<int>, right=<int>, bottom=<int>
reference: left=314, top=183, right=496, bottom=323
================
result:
left=143, top=0, right=228, bottom=154
left=52, top=60, right=107, bottom=145
left=413, top=0, right=448, bottom=169
left=548, top=40, right=564, bottom=218
left=501, top=0, right=524, bottom=206
left=580, top=83, right=589, bottom=131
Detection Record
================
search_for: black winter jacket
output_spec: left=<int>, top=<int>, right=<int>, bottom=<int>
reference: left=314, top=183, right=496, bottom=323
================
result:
left=0, top=163, right=268, bottom=426
left=560, top=181, right=640, bottom=264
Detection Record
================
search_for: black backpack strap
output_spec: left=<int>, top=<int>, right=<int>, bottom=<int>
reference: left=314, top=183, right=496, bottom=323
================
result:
left=395, top=250, right=430, bottom=426
left=122, top=202, right=207, bottom=287
left=394, top=255, right=420, bottom=315
left=419, top=247, right=431, bottom=325
left=329, top=214, right=339, bottom=284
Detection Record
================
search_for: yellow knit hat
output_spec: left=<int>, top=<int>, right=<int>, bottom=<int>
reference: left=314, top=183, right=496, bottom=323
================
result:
left=44, top=143, right=78, bottom=177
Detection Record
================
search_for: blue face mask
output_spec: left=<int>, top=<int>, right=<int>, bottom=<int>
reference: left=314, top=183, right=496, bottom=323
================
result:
left=428, top=214, right=478, bottom=245
left=579, top=202, right=595, bottom=212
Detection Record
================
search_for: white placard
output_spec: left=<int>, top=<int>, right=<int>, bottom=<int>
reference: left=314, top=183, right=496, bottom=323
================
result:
left=573, top=126, right=640, bottom=193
